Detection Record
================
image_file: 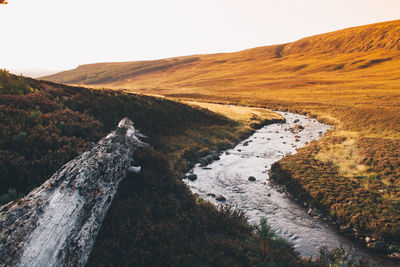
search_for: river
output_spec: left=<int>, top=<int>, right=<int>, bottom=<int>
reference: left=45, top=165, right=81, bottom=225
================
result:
left=184, top=111, right=391, bottom=266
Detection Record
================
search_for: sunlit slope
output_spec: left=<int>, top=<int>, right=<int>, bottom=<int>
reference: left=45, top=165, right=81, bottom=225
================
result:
left=43, top=20, right=400, bottom=135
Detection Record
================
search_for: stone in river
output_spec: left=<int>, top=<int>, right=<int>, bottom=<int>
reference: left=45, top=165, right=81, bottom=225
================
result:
left=248, top=176, right=256, bottom=182
left=216, top=195, right=226, bottom=202
left=188, top=174, right=198, bottom=181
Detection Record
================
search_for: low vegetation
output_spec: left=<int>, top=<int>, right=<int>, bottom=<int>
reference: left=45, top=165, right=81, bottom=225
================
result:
left=270, top=133, right=400, bottom=246
left=0, top=69, right=241, bottom=203
left=1, top=71, right=317, bottom=265
left=87, top=147, right=307, bottom=266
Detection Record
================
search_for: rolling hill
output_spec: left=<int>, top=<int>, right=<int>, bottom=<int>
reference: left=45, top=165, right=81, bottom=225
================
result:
left=43, top=20, right=400, bottom=137
left=43, top=20, right=400, bottom=121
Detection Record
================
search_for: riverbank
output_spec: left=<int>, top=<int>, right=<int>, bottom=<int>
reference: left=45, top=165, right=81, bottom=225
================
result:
left=169, top=96, right=400, bottom=263
left=167, top=99, right=400, bottom=263
left=154, top=101, right=285, bottom=176
left=184, top=111, right=398, bottom=266
left=270, top=141, right=400, bottom=262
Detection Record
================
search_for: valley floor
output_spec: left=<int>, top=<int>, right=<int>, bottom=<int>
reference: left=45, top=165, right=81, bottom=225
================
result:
left=168, top=96, right=400, bottom=260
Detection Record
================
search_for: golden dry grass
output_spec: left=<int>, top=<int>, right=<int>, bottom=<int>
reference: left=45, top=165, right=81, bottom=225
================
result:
left=182, top=101, right=283, bottom=125
left=315, top=133, right=368, bottom=178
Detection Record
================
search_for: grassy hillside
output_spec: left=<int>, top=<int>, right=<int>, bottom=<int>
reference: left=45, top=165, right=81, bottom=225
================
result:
left=1, top=69, right=255, bottom=203
left=43, top=20, right=400, bottom=140
left=43, top=19, right=400, bottom=251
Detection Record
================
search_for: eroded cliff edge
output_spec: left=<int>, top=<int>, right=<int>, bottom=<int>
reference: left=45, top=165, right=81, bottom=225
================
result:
left=0, top=118, right=146, bottom=267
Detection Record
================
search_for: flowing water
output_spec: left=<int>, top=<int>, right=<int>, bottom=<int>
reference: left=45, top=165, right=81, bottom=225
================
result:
left=184, top=112, right=390, bottom=266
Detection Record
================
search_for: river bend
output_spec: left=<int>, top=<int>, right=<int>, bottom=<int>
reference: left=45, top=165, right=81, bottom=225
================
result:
left=185, top=112, right=387, bottom=265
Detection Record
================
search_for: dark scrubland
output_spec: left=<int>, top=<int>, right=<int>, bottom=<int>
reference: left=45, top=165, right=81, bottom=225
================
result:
left=87, top=147, right=310, bottom=266
left=1, top=70, right=344, bottom=266
left=0, top=69, right=238, bottom=202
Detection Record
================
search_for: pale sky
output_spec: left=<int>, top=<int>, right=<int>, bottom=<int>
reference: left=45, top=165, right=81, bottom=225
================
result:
left=1, top=0, right=399, bottom=71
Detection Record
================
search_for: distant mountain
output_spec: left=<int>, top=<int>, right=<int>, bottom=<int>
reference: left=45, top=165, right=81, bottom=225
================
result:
left=42, top=19, right=400, bottom=98
left=9, top=68, right=61, bottom=78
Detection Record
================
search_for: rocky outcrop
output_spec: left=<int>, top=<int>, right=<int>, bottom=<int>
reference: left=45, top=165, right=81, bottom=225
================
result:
left=0, top=118, right=146, bottom=267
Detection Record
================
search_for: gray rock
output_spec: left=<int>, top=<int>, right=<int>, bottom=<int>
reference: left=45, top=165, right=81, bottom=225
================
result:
left=212, top=154, right=220, bottom=161
left=188, top=174, right=198, bottom=181
left=216, top=195, right=226, bottom=202
left=128, top=166, right=141, bottom=174
left=248, top=176, right=256, bottom=182
left=207, top=193, right=216, bottom=198
left=199, top=158, right=208, bottom=167
left=206, top=152, right=221, bottom=162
